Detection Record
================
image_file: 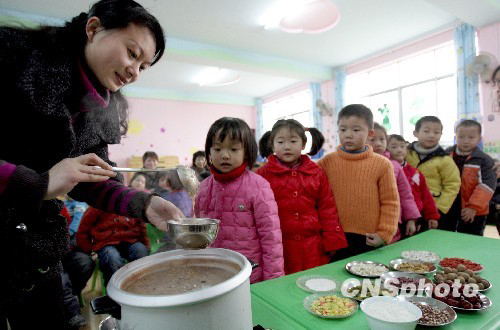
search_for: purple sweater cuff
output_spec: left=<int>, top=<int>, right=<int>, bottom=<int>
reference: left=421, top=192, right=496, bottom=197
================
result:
left=2, top=165, right=48, bottom=211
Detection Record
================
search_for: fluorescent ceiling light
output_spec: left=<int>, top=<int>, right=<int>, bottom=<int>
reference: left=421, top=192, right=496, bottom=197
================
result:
left=193, top=67, right=240, bottom=87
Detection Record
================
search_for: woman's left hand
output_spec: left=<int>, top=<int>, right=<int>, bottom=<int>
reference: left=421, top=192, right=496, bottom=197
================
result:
left=146, top=196, right=185, bottom=231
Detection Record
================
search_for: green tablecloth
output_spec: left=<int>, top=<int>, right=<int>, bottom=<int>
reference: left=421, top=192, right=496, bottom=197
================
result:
left=251, top=230, right=500, bottom=329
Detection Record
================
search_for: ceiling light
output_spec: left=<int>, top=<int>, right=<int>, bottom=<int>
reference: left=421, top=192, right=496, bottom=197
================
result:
left=261, top=0, right=315, bottom=30
left=261, top=0, right=340, bottom=34
left=193, top=67, right=240, bottom=87
left=280, top=0, right=340, bottom=34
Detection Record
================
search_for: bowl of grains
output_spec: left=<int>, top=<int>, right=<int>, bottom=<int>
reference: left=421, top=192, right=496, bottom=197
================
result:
left=345, top=261, right=390, bottom=278
left=406, top=296, right=457, bottom=327
left=296, top=275, right=340, bottom=293
left=390, top=259, right=436, bottom=275
left=401, top=250, right=440, bottom=264
left=304, top=293, right=358, bottom=319
left=360, top=296, right=422, bottom=330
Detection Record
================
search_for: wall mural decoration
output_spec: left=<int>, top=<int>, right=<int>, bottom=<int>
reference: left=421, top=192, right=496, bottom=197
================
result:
left=377, top=104, right=391, bottom=131
left=128, top=119, right=145, bottom=135
left=484, top=140, right=500, bottom=160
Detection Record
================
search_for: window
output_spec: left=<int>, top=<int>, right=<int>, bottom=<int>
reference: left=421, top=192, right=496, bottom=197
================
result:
left=262, top=89, right=313, bottom=152
left=346, top=43, right=457, bottom=146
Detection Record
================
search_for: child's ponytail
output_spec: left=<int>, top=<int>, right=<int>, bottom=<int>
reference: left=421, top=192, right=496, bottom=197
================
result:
left=259, top=131, right=273, bottom=158
left=306, top=127, right=325, bottom=156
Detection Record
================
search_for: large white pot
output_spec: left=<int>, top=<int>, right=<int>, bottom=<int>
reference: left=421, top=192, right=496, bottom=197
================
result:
left=92, top=248, right=253, bottom=330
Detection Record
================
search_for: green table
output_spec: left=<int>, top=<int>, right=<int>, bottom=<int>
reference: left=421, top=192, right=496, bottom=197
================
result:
left=251, top=230, right=500, bottom=329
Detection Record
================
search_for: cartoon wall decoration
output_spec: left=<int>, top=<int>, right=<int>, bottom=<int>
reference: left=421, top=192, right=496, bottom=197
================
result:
left=128, top=119, right=145, bottom=135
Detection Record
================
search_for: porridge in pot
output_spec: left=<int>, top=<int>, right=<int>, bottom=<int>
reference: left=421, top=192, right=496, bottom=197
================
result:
left=122, top=257, right=241, bottom=295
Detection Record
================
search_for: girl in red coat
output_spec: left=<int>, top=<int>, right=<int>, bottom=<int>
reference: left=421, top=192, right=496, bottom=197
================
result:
left=76, top=173, right=149, bottom=285
left=257, top=119, right=347, bottom=274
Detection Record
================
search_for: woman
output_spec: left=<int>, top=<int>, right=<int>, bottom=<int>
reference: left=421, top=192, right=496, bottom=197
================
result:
left=191, top=150, right=210, bottom=182
left=0, top=1, right=183, bottom=328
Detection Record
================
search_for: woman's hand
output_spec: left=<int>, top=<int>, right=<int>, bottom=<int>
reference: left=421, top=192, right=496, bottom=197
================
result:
left=494, top=161, right=500, bottom=179
left=45, top=153, right=116, bottom=200
left=366, top=233, right=384, bottom=247
left=146, top=196, right=185, bottom=231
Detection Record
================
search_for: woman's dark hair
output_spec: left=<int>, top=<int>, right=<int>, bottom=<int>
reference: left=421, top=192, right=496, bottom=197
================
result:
left=129, top=172, right=147, bottom=187
left=192, top=150, right=206, bottom=166
left=37, top=0, right=166, bottom=135
left=205, top=117, right=257, bottom=168
left=142, top=151, right=159, bottom=164
left=492, top=65, right=500, bottom=83
left=63, top=0, right=165, bottom=64
left=258, top=119, right=324, bottom=158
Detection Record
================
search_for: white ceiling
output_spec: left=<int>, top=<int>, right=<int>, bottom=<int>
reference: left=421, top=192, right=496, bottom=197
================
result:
left=1, top=0, right=499, bottom=102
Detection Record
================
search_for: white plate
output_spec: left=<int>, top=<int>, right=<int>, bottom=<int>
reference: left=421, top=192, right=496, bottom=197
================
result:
left=406, top=296, right=457, bottom=327
left=390, top=259, right=436, bottom=275
left=296, top=275, right=340, bottom=293
left=401, top=250, right=440, bottom=264
left=345, top=261, right=390, bottom=278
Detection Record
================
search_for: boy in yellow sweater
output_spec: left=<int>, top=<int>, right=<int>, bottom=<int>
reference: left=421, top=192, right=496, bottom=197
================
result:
left=406, top=116, right=461, bottom=231
left=318, top=104, right=400, bottom=259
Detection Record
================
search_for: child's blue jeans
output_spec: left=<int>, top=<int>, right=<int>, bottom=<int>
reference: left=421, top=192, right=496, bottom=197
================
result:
left=97, top=242, right=148, bottom=285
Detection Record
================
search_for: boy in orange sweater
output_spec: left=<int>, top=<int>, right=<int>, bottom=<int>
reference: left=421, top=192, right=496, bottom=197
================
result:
left=318, top=104, right=400, bottom=259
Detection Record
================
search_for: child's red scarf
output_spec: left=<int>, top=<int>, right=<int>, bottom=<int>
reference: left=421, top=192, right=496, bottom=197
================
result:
left=210, top=162, right=248, bottom=183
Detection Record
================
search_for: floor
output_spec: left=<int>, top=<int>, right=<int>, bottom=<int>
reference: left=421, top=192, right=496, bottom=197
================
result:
left=80, top=276, right=108, bottom=330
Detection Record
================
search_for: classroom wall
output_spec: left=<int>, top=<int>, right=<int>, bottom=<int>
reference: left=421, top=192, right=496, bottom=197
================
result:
left=477, top=22, right=500, bottom=159
left=108, top=98, right=256, bottom=167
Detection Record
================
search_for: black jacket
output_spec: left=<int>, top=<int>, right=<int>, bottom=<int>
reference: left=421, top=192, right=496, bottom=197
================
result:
left=0, top=26, right=147, bottom=304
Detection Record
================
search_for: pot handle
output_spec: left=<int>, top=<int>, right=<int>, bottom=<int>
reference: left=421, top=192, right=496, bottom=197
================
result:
left=91, top=295, right=121, bottom=320
left=247, top=258, right=259, bottom=270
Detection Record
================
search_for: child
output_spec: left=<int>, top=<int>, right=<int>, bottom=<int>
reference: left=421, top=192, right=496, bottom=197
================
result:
left=445, top=120, right=496, bottom=235
left=156, top=171, right=172, bottom=197
left=195, top=117, right=284, bottom=283
left=387, top=134, right=440, bottom=232
left=368, top=123, right=421, bottom=242
left=76, top=172, right=150, bottom=285
left=406, top=116, right=461, bottom=231
left=256, top=119, right=347, bottom=274
left=162, top=170, right=193, bottom=217
left=191, top=150, right=210, bottom=182
left=318, top=104, right=400, bottom=259
left=387, top=134, right=439, bottom=232
left=141, top=151, right=160, bottom=190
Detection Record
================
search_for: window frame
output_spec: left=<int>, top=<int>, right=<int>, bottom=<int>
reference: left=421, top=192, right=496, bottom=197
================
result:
left=345, top=42, right=457, bottom=146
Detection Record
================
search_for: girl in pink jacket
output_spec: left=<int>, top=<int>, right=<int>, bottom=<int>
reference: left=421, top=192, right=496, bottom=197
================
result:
left=368, top=123, right=421, bottom=242
left=195, top=117, right=285, bottom=283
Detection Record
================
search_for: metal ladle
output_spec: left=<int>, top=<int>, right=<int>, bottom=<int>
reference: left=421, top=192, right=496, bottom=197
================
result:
left=110, top=165, right=200, bottom=197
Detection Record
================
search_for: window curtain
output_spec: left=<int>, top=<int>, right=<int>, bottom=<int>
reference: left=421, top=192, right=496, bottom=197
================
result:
left=454, top=23, right=480, bottom=121
left=310, top=82, right=322, bottom=130
left=255, top=97, right=264, bottom=141
left=333, top=68, right=346, bottom=146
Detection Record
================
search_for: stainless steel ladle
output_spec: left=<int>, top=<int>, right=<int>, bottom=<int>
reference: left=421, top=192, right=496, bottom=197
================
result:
left=109, top=165, right=200, bottom=197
